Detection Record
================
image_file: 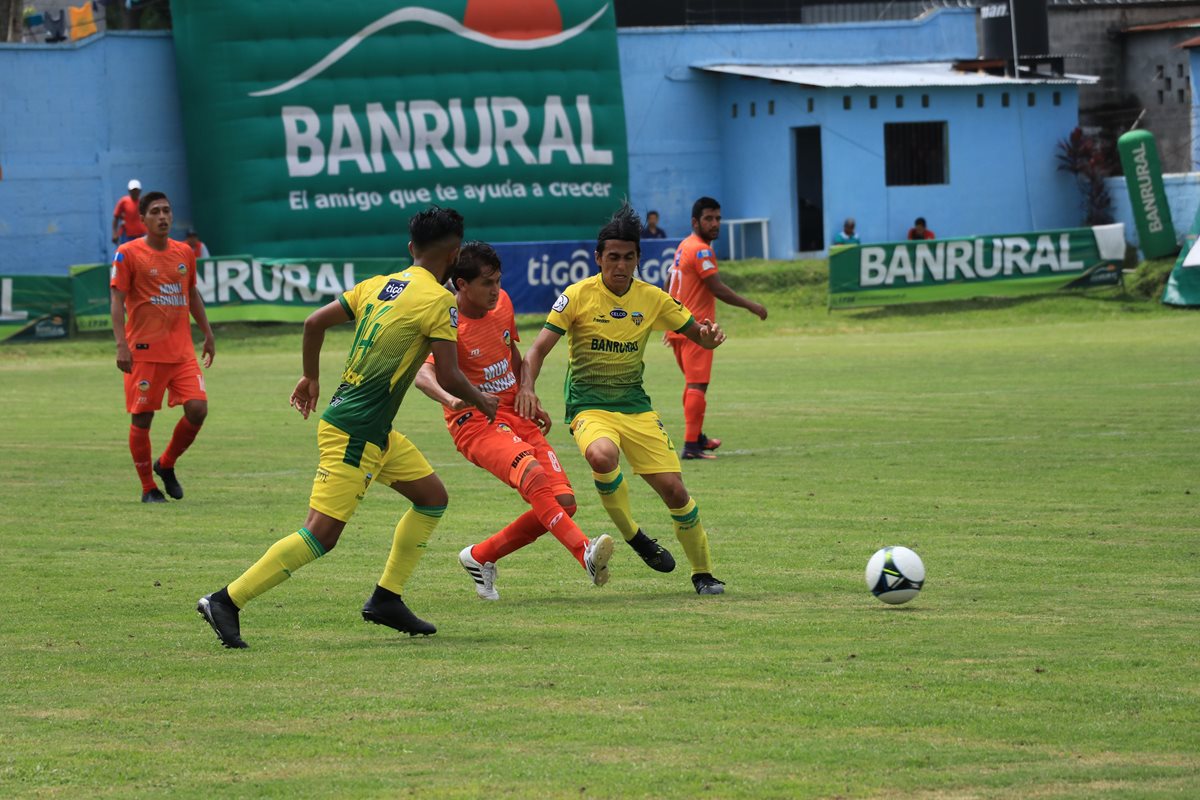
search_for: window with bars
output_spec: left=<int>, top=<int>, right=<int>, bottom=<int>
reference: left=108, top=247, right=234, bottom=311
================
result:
left=884, top=122, right=948, bottom=186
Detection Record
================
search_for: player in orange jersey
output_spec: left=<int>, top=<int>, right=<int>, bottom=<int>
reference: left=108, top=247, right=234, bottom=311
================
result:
left=666, top=196, right=768, bottom=460
left=110, top=191, right=215, bottom=503
left=413, top=242, right=615, bottom=599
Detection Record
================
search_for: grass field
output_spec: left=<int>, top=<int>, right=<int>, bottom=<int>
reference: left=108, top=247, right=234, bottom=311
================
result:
left=1, top=271, right=1198, bottom=798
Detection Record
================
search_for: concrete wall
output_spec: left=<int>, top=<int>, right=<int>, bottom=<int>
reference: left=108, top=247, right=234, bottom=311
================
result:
left=1105, top=171, right=1200, bottom=252
left=1122, top=30, right=1196, bottom=172
left=0, top=31, right=194, bottom=274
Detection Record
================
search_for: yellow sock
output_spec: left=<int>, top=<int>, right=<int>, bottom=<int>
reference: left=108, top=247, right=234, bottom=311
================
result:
left=227, top=528, right=326, bottom=608
left=377, top=505, right=445, bottom=595
left=669, top=498, right=713, bottom=575
left=592, top=467, right=639, bottom=541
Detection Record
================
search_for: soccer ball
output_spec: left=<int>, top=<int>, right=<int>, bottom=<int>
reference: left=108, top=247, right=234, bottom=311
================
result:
left=865, top=546, right=925, bottom=605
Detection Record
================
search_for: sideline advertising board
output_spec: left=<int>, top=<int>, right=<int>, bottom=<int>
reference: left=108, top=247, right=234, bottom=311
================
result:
left=0, top=275, right=71, bottom=342
left=828, top=225, right=1126, bottom=310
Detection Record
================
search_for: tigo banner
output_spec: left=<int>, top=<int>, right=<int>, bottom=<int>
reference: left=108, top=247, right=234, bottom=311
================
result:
left=171, top=1, right=629, bottom=258
left=829, top=225, right=1126, bottom=309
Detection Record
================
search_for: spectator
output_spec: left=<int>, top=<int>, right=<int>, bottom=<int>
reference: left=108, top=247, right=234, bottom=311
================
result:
left=642, top=210, right=667, bottom=239
left=185, top=229, right=211, bottom=259
left=907, top=217, right=935, bottom=241
left=833, top=217, right=860, bottom=245
left=112, top=180, right=147, bottom=245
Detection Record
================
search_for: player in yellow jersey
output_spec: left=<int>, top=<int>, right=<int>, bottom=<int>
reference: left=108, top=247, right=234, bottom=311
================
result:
left=197, top=208, right=499, bottom=649
left=515, top=202, right=729, bottom=595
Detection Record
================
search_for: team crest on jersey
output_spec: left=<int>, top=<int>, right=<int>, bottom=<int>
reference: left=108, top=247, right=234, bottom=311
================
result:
left=609, top=309, right=628, bottom=319
left=697, top=248, right=714, bottom=259
left=449, top=307, right=459, bottom=328
left=631, top=311, right=644, bottom=326
left=137, top=380, right=151, bottom=392
left=177, top=263, right=188, bottom=274
left=552, top=294, right=569, bottom=313
left=377, top=279, right=410, bottom=300
left=497, top=423, right=512, bottom=433
left=502, top=329, right=511, bottom=346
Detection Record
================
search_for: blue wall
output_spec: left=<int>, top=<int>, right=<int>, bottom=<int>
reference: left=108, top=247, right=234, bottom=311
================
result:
left=0, top=32, right=194, bottom=274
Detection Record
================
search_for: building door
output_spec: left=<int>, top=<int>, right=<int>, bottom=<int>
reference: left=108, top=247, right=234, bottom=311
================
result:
left=794, top=127, right=824, bottom=252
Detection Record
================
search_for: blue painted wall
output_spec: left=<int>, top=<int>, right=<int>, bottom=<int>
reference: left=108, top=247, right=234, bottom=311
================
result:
left=0, top=32, right=194, bottom=274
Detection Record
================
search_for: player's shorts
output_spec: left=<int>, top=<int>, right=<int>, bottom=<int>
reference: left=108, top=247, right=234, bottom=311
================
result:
left=309, top=420, right=435, bottom=523
left=670, top=336, right=713, bottom=384
left=569, top=409, right=680, bottom=476
left=450, top=408, right=572, bottom=496
left=124, top=358, right=207, bottom=413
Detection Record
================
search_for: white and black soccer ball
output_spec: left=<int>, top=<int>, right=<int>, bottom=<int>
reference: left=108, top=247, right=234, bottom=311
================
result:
left=865, top=546, right=925, bottom=605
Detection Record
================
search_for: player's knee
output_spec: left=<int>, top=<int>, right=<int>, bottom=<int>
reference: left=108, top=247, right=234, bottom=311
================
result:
left=585, top=450, right=618, bottom=474
left=516, top=461, right=547, bottom=501
left=131, top=411, right=154, bottom=429
left=184, top=402, right=207, bottom=426
left=556, top=494, right=577, bottom=517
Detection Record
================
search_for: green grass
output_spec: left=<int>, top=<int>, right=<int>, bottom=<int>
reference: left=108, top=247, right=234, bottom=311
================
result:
left=1, top=264, right=1198, bottom=798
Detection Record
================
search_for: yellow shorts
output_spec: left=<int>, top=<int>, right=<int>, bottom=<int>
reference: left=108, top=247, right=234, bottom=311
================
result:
left=569, top=409, right=680, bottom=476
left=309, top=420, right=434, bottom=523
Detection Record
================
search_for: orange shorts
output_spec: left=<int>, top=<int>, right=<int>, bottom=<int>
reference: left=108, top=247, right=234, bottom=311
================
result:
left=450, top=407, right=572, bottom=496
left=124, top=359, right=207, bottom=413
left=670, top=336, right=713, bottom=384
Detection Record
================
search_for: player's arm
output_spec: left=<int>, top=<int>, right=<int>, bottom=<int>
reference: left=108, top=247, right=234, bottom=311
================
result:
left=111, top=209, right=121, bottom=244
left=700, top=272, right=768, bottom=320
left=188, top=282, right=216, bottom=368
left=429, top=341, right=498, bottom=422
left=510, top=341, right=552, bottom=432
left=414, top=359, right=469, bottom=411
left=110, top=287, right=132, bottom=373
left=290, top=300, right=351, bottom=419
left=679, top=317, right=726, bottom=351
left=515, top=327, right=561, bottom=420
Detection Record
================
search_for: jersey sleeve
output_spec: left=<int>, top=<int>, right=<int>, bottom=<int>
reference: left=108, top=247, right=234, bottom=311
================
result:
left=652, top=289, right=695, bottom=333
left=338, top=276, right=372, bottom=320
left=424, top=292, right=458, bottom=342
left=543, top=284, right=577, bottom=335
left=693, top=245, right=719, bottom=277
left=110, top=246, right=132, bottom=292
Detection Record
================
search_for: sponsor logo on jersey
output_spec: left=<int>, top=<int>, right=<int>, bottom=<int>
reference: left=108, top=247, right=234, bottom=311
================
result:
left=449, top=307, right=459, bottom=328
left=697, top=248, right=714, bottom=259
left=454, top=411, right=473, bottom=426
left=631, top=311, right=644, bottom=326
left=177, top=263, right=188, bottom=274
left=590, top=338, right=638, bottom=353
left=377, top=279, right=410, bottom=300
left=149, top=269, right=158, bottom=276
left=609, top=309, right=627, bottom=319
left=469, top=347, right=481, bottom=357
left=591, top=315, right=610, bottom=324
left=552, top=293, right=569, bottom=312
left=502, top=329, right=511, bottom=346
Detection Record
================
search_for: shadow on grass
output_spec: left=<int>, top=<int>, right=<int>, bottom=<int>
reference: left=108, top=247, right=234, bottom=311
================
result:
left=843, top=289, right=1147, bottom=320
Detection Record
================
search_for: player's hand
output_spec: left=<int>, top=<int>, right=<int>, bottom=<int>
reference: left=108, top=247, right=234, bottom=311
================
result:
left=534, top=404, right=553, bottom=434
left=514, top=386, right=539, bottom=420
left=202, top=334, right=216, bottom=368
left=749, top=302, right=768, bottom=321
left=475, top=392, right=500, bottom=424
left=446, top=397, right=470, bottom=412
left=115, top=341, right=133, bottom=373
left=662, top=331, right=671, bottom=347
left=290, top=376, right=319, bottom=419
left=696, top=319, right=726, bottom=349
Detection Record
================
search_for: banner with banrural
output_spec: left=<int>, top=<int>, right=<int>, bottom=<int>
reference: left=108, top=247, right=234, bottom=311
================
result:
left=171, top=0, right=629, bottom=258
left=828, top=225, right=1127, bottom=309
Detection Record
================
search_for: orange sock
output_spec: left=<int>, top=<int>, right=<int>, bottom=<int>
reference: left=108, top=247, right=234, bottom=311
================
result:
left=684, top=388, right=707, bottom=444
left=160, top=417, right=202, bottom=468
left=129, top=425, right=155, bottom=492
left=472, top=510, right=545, bottom=564
left=522, top=467, right=587, bottom=566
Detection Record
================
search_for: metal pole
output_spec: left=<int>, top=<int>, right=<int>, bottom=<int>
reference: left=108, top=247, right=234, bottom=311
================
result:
left=1008, top=0, right=1021, bottom=78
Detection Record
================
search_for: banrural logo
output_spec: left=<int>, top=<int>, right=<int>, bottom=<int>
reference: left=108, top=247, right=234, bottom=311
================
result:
left=860, top=235, right=1087, bottom=287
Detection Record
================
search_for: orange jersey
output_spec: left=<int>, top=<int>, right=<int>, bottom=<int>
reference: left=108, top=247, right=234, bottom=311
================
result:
left=113, top=196, right=147, bottom=237
left=668, top=233, right=718, bottom=331
left=428, top=290, right=521, bottom=425
left=110, top=238, right=198, bottom=363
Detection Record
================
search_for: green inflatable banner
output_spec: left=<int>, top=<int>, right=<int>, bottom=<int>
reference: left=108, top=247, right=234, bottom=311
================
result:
left=1161, top=204, right=1200, bottom=307
left=0, top=275, right=71, bottom=342
left=72, top=257, right=409, bottom=331
left=829, top=226, right=1126, bottom=309
left=1117, top=130, right=1177, bottom=259
left=171, top=1, right=629, bottom=258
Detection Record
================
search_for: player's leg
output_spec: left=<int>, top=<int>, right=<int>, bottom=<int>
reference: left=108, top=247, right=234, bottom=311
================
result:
left=623, top=411, right=722, bottom=593
left=196, top=422, right=374, bottom=648
left=125, top=362, right=165, bottom=502
left=573, top=410, right=672, bottom=572
left=364, top=432, right=443, bottom=635
left=155, top=362, right=208, bottom=499
left=676, top=340, right=717, bottom=460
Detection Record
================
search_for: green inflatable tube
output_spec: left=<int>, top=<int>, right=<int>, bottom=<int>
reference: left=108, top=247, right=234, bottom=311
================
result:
left=1117, top=130, right=1177, bottom=259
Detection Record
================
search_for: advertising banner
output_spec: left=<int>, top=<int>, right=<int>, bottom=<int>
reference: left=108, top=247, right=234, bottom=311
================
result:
left=0, top=275, right=72, bottom=343
left=829, top=225, right=1126, bottom=309
left=1117, top=130, right=1177, bottom=259
left=1162, top=204, right=1200, bottom=307
left=171, top=1, right=629, bottom=258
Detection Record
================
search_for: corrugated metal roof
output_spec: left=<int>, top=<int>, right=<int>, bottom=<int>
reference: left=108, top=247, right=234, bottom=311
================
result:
left=697, top=62, right=1097, bottom=87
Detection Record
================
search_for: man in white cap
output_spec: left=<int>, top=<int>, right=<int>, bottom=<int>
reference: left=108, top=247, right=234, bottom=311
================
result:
left=112, top=179, right=147, bottom=245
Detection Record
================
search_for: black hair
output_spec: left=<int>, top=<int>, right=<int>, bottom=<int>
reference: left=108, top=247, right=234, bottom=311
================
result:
left=914, top=217, right=927, bottom=226
left=691, top=196, right=720, bottom=221
left=409, top=206, right=464, bottom=249
left=453, top=241, right=501, bottom=285
left=596, top=201, right=642, bottom=255
left=646, top=210, right=659, bottom=218
left=138, top=191, right=169, bottom=216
